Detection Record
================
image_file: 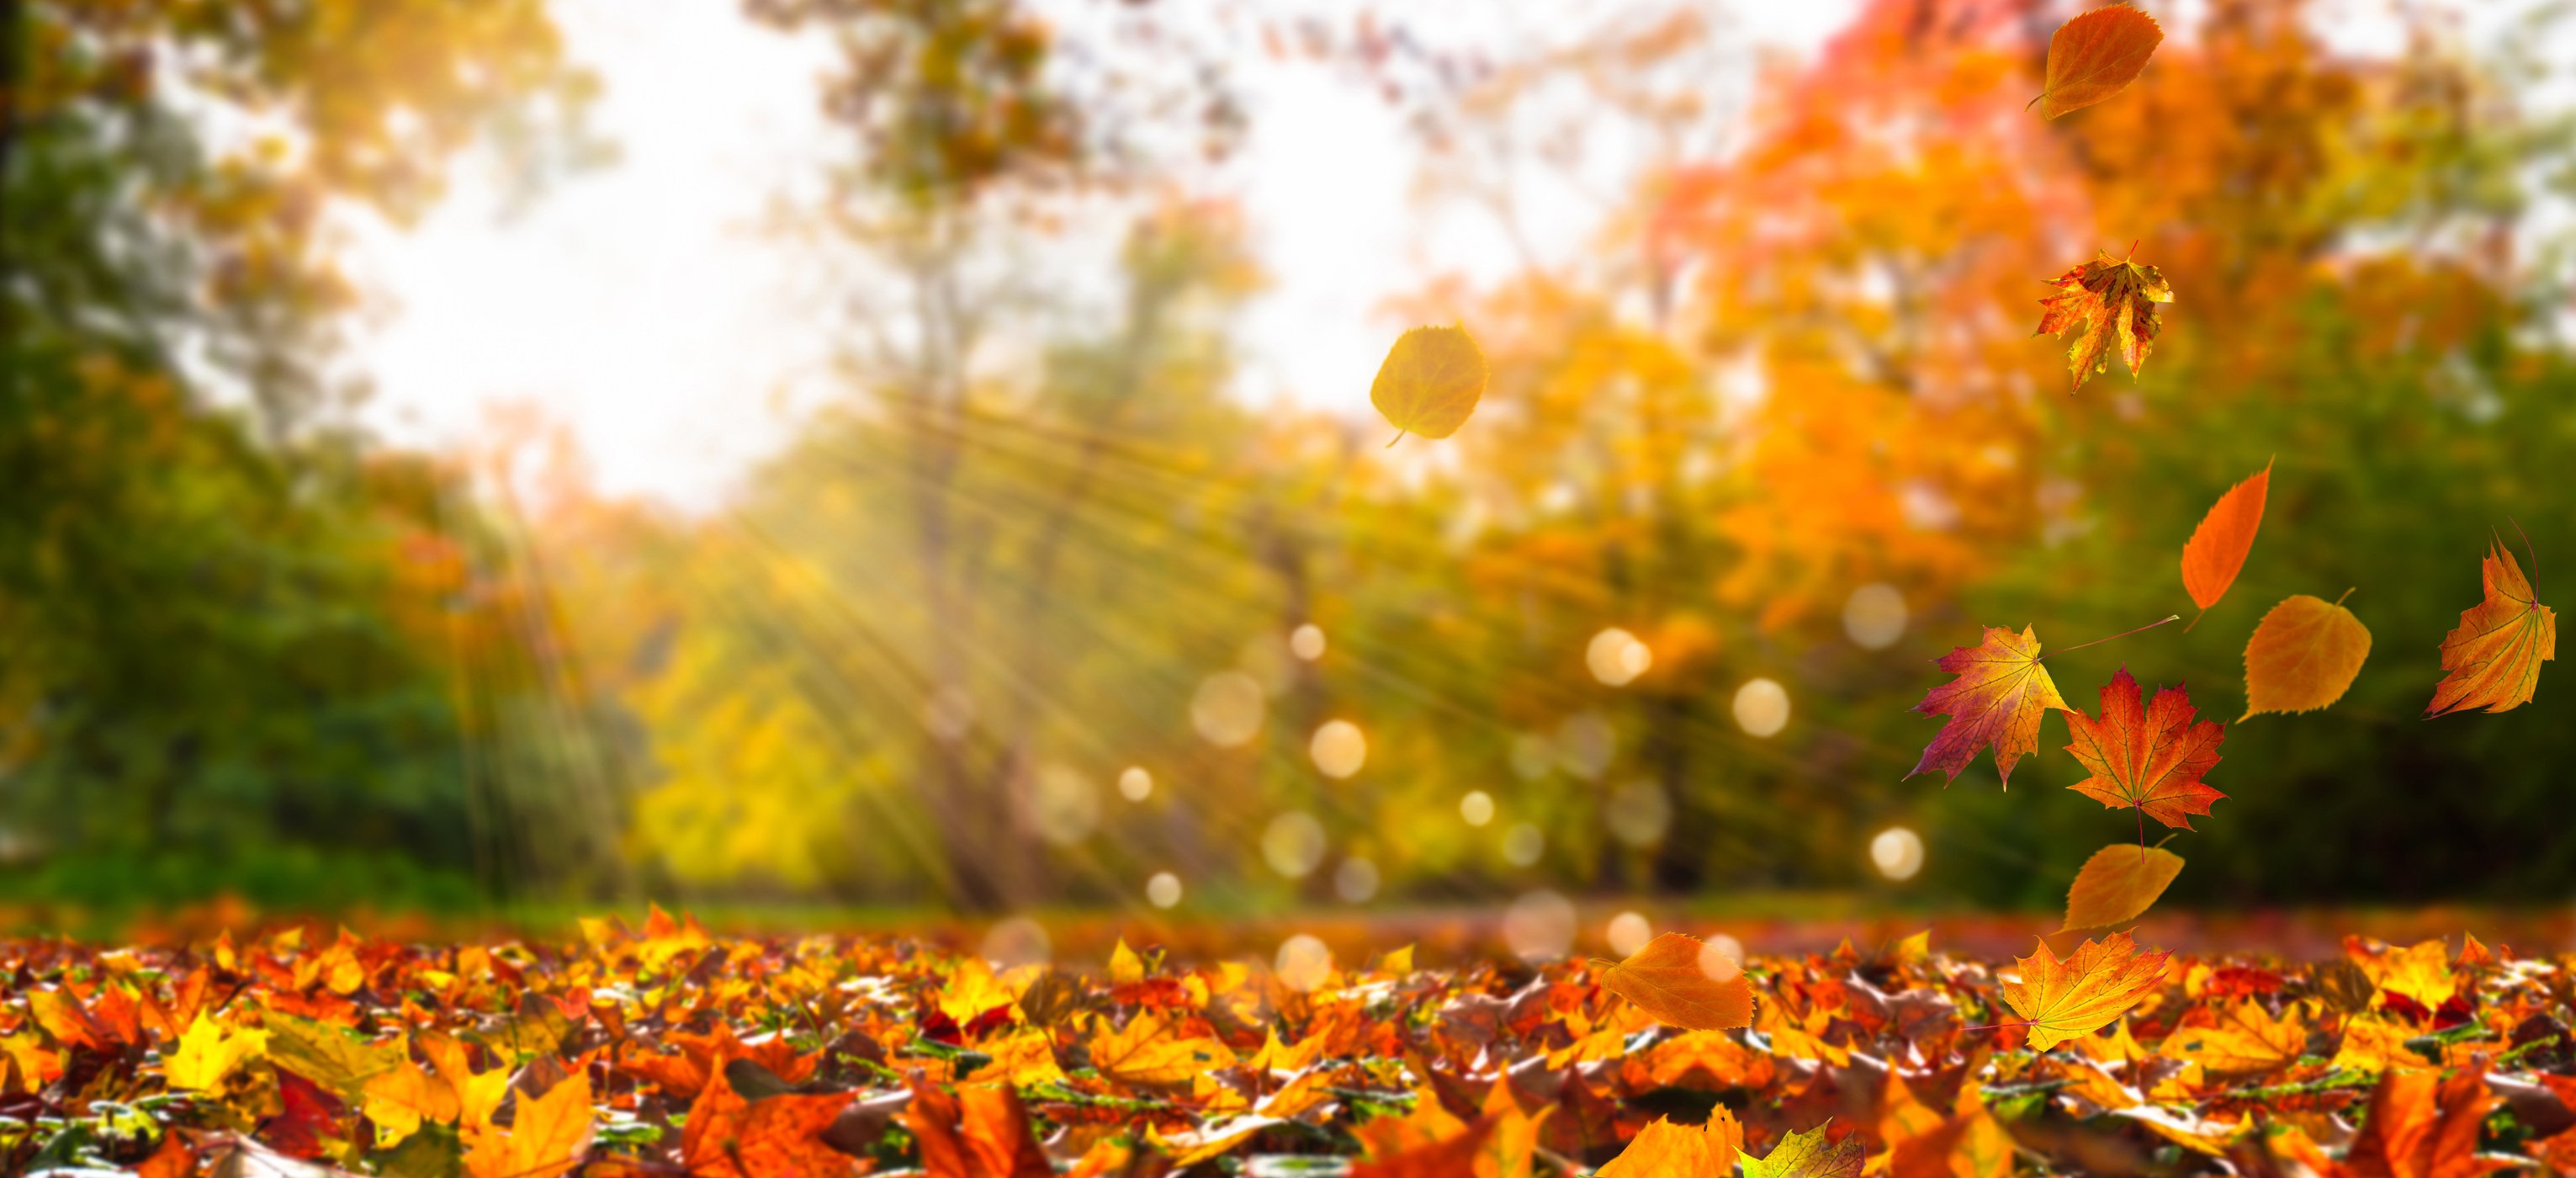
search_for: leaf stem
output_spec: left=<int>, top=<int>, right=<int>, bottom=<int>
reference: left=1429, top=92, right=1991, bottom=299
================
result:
left=2510, top=516, right=2538, bottom=597
left=1384, top=427, right=1405, bottom=449
left=2042, top=614, right=2181, bottom=661
left=2333, top=586, right=2356, bottom=608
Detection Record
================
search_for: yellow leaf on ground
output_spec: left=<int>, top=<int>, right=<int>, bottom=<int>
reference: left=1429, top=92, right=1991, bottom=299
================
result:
left=2001, top=933, right=2170, bottom=1053
left=164, top=1015, right=268, bottom=1093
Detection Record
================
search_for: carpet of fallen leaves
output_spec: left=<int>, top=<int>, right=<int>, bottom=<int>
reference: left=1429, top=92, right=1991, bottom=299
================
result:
left=4, top=909, right=2573, bottom=1175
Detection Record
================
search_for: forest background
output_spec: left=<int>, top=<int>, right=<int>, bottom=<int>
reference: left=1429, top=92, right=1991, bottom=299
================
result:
left=3, top=0, right=2573, bottom=942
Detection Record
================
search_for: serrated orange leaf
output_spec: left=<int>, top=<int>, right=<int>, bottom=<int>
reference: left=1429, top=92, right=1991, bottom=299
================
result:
left=1594, top=932, right=1756, bottom=1032
left=464, top=1068, right=591, bottom=1178
left=1371, top=324, right=1487, bottom=445
left=2345, top=1068, right=2503, bottom=1178
left=1596, top=1106, right=1740, bottom=1176
left=2425, top=538, right=2556, bottom=716
left=1907, top=625, right=2070, bottom=788
left=1349, top=1116, right=1500, bottom=1178
left=1085, top=1012, right=1236, bottom=1087
left=1741, top=1121, right=1863, bottom=1178
left=2001, top=932, right=2170, bottom=1053
left=2240, top=592, right=2371, bottom=719
left=2033, top=5, right=2164, bottom=118
left=2065, top=669, right=2226, bottom=843
left=362, top=1054, right=460, bottom=1148
left=2181, top=462, right=2270, bottom=614
left=2062, top=844, right=2184, bottom=931
left=2160, top=1000, right=2304, bottom=1077
left=2035, top=250, right=2172, bottom=390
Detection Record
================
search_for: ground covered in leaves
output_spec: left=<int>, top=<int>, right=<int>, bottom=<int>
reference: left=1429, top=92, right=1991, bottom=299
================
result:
left=3, top=910, right=2571, bottom=1175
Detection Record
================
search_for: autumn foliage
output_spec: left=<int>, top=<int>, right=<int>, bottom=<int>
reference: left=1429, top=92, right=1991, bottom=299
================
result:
left=4, top=915, right=2575, bottom=1175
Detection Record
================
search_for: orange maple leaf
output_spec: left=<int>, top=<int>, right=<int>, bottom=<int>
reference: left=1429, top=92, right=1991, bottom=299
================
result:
left=2064, top=668, right=2225, bottom=846
left=2035, top=249, right=2172, bottom=390
left=1907, top=625, right=2070, bottom=788
left=681, top=1064, right=859, bottom=1178
left=2425, top=536, right=2556, bottom=716
left=2344, top=1068, right=2509, bottom=1178
left=904, top=1074, right=1053, bottom=1178
left=2000, top=932, right=2171, bottom=1053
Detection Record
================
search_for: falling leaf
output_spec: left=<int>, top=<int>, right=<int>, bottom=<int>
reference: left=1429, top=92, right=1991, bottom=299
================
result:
left=1594, top=932, right=1757, bottom=1032
left=2064, top=668, right=2226, bottom=843
left=2001, top=932, right=2171, bottom=1053
left=1372, top=324, right=1487, bottom=445
left=2180, top=461, right=2271, bottom=616
left=1740, top=1121, right=1863, bottom=1178
left=1906, top=625, right=2070, bottom=788
left=1596, top=1106, right=1741, bottom=1175
left=2240, top=592, right=2371, bottom=719
left=2031, top=4, right=2164, bottom=118
left=2061, top=844, right=2185, bottom=931
left=2035, top=250, right=2172, bottom=390
left=163, top=1015, right=268, bottom=1093
left=2425, top=537, right=2556, bottom=716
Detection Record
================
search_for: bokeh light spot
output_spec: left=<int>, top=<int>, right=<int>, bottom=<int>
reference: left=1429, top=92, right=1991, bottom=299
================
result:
left=1117, top=766, right=1153, bottom=802
left=1309, top=719, right=1366, bottom=778
left=1031, top=764, right=1100, bottom=846
left=1699, top=937, right=1745, bottom=982
left=1191, top=671, right=1266, bottom=746
left=1872, top=826, right=1925, bottom=881
left=1289, top=623, right=1327, bottom=661
left=1460, top=790, right=1496, bottom=827
left=1606, top=910, right=1653, bottom=958
left=1508, top=733, right=1555, bottom=781
left=1586, top=627, right=1653, bottom=686
left=1604, top=779, right=1672, bottom=847
left=1262, top=811, right=1327, bottom=878
left=1333, top=857, right=1380, bottom=903
left=1556, top=712, right=1614, bottom=779
left=1275, top=933, right=1333, bottom=992
left=1843, top=582, right=1909, bottom=650
left=1502, top=822, right=1545, bottom=867
left=1503, top=890, right=1577, bottom=961
left=1733, top=677, right=1790, bottom=737
left=981, top=917, right=1050, bottom=968
left=1145, top=871, right=1183, bottom=909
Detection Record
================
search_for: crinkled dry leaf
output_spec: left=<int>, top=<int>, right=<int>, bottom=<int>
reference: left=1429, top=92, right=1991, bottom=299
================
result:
left=2035, top=250, right=2172, bottom=390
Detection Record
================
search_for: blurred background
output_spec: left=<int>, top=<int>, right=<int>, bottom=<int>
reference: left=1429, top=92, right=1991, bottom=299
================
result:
left=4, top=0, right=2573, bottom=947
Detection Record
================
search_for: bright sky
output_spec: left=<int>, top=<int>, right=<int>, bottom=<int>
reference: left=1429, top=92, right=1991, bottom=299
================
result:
left=349, top=0, right=2502, bottom=507
left=344, top=0, right=1864, bottom=506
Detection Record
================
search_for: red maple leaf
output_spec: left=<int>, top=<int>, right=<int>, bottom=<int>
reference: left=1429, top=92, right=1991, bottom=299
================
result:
left=2063, top=667, right=2226, bottom=846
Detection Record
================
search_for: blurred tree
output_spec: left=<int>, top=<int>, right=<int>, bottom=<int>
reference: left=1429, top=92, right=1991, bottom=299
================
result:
left=0, top=0, right=604, bottom=905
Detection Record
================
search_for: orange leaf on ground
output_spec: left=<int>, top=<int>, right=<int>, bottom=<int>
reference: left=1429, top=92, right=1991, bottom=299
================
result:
left=1906, top=625, right=2070, bottom=788
left=1741, top=1121, right=1863, bottom=1178
left=2001, top=932, right=2171, bottom=1053
left=2064, top=669, right=2226, bottom=843
left=2032, top=4, right=2164, bottom=118
left=1596, top=1106, right=1741, bottom=1175
left=1348, top=1116, right=1499, bottom=1178
left=1595, top=932, right=1756, bottom=1032
left=2061, top=844, right=2185, bottom=931
left=2181, top=462, right=2271, bottom=614
left=2241, top=592, right=2371, bottom=719
left=2425, top=537, right=2556, bottom=716
left=681, top=1064, right=859, bottom=1178
left=2035, top=250, right=2172, bottom=390
left=2344, top=1067, right=2508, bottom=1178
left=464, top=1068, right=592, bottom=1178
